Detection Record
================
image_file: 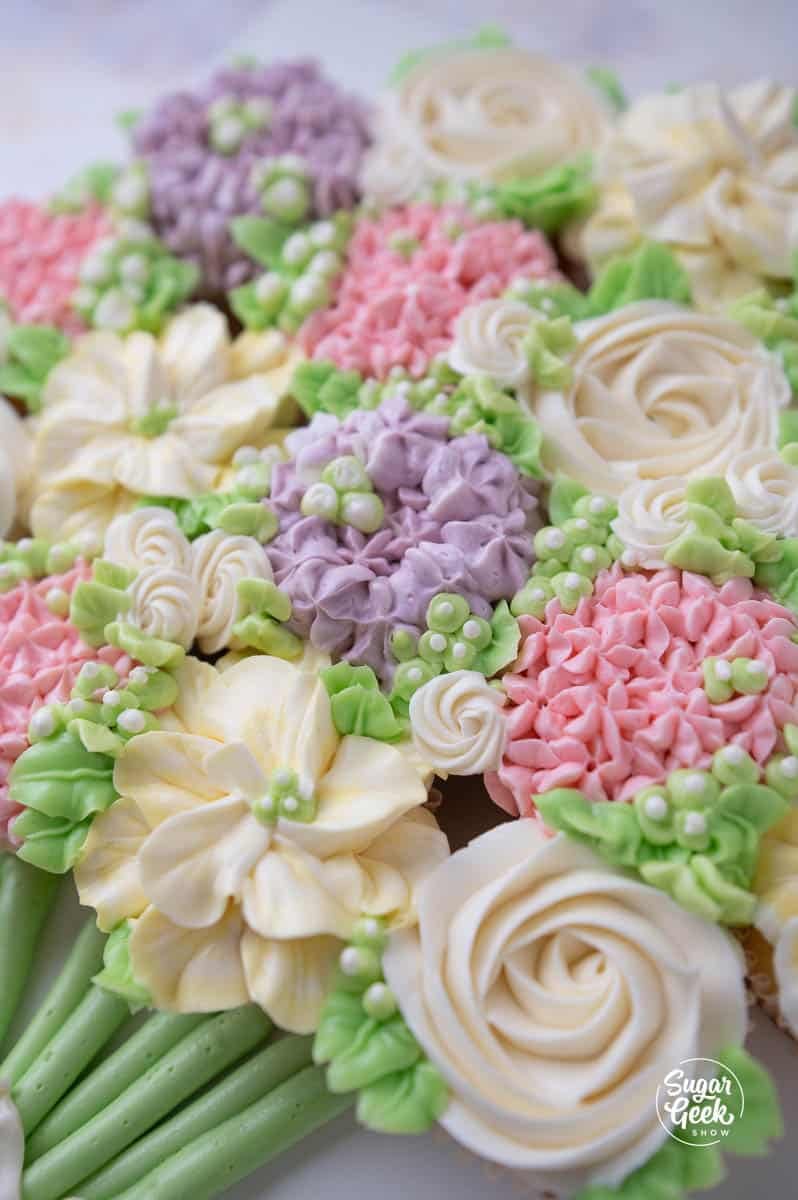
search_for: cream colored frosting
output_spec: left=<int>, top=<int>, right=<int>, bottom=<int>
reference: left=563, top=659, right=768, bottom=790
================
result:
left=383, top=821, right=747, bottom=1191
left=725, top=449, right=798, bottom=537
left=526, top=301, right=789, bottom=497
left=29, top=305, right=290, bottom=543
left=0, top=398, right=32, bottom=538
left=192, top=528, right=273, bottom=655
left=127, top=565, right=201, bottom=649
left=581, top=80, right=798, bottom=307
left=360, top=48, right=611, bottom=207
left=0, top=1083, right=22, bottom=1200
left=409, top=670, right=506, bottom=776
left=754, top=802, right=798, bottom=1039
left=449, top=299, right=533, bottom=388
left=75, top=653, right=449, bottom=1033
left=611, top=478, right=689, bottom=569
left=103, top=506, right=194, bottom=574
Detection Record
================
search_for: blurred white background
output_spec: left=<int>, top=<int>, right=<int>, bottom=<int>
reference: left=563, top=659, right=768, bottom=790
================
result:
left=2, top=2, right=797, bottom=1197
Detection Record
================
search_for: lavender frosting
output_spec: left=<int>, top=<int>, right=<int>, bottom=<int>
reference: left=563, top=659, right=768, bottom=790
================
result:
left=267, top=398, right=539, bottom=682
left=132, top=60, right=371, bottom=296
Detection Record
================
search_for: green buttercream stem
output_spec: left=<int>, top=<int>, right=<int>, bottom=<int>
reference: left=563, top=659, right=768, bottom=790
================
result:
left=106, top=1066, right=351, bottom=1200
left=13, top=985, right=129, bottom=1135
left=0, top=917, right=105, bottom=1086
left=25, top=1011, right=207, bottom=1161
left=77, top=1035, right=313, bottom=1199
left=0, top=859, right=60, bottom=1051
left=21, top=1005, right=271, bottom=1200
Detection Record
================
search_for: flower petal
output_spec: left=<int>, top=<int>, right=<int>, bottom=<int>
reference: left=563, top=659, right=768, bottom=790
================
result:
left=74, top=796, right=151, bottom=931
left=203, top=741, right=269, bottom=801
left=138, top=795, right=269, bottom=928
left=241, top=928, right=341, bottom=1034
left=130, top=903, right=249, bottom=1012
left=30, top=478, right=131, bottom=542
left=160, top=304, right=230, bottom=407
left=114, top=731, right=225, bottom=827
left=241, top=842, right=357, bottom=941
left=170, top=376, right=284, bottom=465
left=159, top=657, right=226, bottom=739
left=112, top=433, right=218, bottom=499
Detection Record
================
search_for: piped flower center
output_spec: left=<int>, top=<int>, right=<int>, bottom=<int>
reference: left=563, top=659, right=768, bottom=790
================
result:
left=251, top=766, right=316, bottom=825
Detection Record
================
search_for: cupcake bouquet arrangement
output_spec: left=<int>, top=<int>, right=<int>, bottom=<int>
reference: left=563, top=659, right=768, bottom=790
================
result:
left=1, top=26, right=797, bottom=1200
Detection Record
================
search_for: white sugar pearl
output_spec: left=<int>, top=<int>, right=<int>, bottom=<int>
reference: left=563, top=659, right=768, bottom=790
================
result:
left=644, top=794, right=668, bottom=821
left=462, top=619, right=481, bottom=640
left=565, top=573, right=582, bottom=590
left=17, top=538, right=32, bottom=552
left=308, top=250, right=341, bottom=277
left=684, top=811, right=708, bottom=836
left=254, top=273, right=284, bottom=305
left=310, top=221, right=336, bottom=247
left=589, top=497, right=607, bottom=514
left=282, top=232, right=310, bottom=266
left=119, top=254, right=148, bottom=284
left=82, top=662, right=101, bottom=679
left=266, top=177, right=306, bottom=214
left=102, top=690, right=121, bottom=707
left=749, top=660, right=766, bottom=674
left=117, top=709, right=146, bottom=734
left=281, top=794, right=299, bottom=813
left=531, top=588, right=546, bottom=602
left=113, top=172, right=147, bottom=211
left=214, top=114, right=246, bottom=152
left=93, top=289, right=135, bottom=332
left=258, top=793, right=275, bottom=814
left=621, top=549, right=638, bottom=567
left=451, top=642, right=468, bottom=661
left=67, top=698, right=88, bottom=715
left=544, top=529, right=565, bottom=550
left=715, top=660, right=732, bottom=681
left=360, top=918, right=381, bottom=938
left=580, top=547, right=597, bottom=564
left=272, top=767, right=293, bottom=788
left=429, top=633, right=447, bottom=653
left=128, top=666, right=150, bottom=687
left=45, top=587, right=69, bottom=615
left=684, top=773, right=706, bottom=795
left=782, top=756, right=798, bottom=779
left=573, top=519, right=589, bottom=531
left=407, top=667, right=423, bottom=684
left=278, top=153, right=308, bottom=175
left=722, top=745, right=745, bottom=763
left=30, top=708, right=56, bottom=739
left=339, top=947, right=365, bottom=977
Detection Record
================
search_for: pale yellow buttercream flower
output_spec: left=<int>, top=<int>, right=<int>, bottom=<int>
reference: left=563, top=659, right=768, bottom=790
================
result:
left=75, top=652, right=449, bottom=1033
left=754, top=801, right=798, bottom=1039
left=29, top=305, right=299, bottom=543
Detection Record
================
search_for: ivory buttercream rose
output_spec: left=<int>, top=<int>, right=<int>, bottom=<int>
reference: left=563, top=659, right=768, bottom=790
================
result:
left=449, top=299, right=533, bottom=387
left=754, top=802, right=798, bottom=1038
left=383, top=821, right=747, bottom=1192
left=103, top=506, right=194, bottom=574
left=126, top=565, right=201, bottom=649
left=192, top=529, right=273, bottom=655
left=611, top=478, right=689, bottom=570
left=581, top=80, right=798, bottom=307
left=361, top=48, right=610, bottom=208
left=409, top=671, right=506, bottom=776
left=29, top=305, right=294, bottom=543
left=525, top=300, right=790, bottom=497
left=75, top=653, right=449, bottom=1033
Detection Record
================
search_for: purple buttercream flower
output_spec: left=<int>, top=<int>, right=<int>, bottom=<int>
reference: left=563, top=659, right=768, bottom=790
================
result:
left=132, top=59, right=371, bottom=296
left=267, top=397, right=540, bottom=682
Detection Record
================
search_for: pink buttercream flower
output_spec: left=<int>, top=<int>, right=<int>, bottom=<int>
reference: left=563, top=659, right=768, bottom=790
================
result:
left=299, top=202, right=558, bottom=379
left=487, top=566, right=798, bottom=818
left=0, top=564, right=132, bottom=848
left=0, top=199, right=111, bottom=334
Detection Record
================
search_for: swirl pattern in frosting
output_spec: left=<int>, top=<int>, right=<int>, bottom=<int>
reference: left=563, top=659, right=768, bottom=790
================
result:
left=448, top=298, right=533, bottom=387
left=192, top=529, right=272, bottom=655
left=525, top=301, right=790, bottom=497
left=725, top=449, right=798, bottom=537
left=104, top=506, right=194, bottom=574
left=580, top=80, right=798, bottom=306
left=487, top=565, right=798, bottom=817
left=409, top=670, right=506, bottom=776
left=383, top=820, right=746, bottom=1188
left=360, top=48, right=611, bottom=207
left=126, top=565, right=201, bottom=649
left=266, top=397, right=539, bottom=682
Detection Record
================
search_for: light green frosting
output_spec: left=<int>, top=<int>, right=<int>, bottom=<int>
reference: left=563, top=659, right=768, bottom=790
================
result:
left=313, top=917, right=448, bottom=1134
left=664, top=477, right=780, bottom=584
left=484, top=157, right=598, bottom=236
left=0, top=322, right=70, bottom=412
left=730, top=283, right=798, bottom=395
left=585, top=65, right=628, bottom=111
left=322, top=663, right=404, bottom=741
left=388, top=25, right=511, bottom=86
left=537, top=743, right=790, bottom=925
left=50, top=161, right=121, bottom=214
left=73, top=236, right=198, bottom=335
left=523, top=314, right=577, bottom=389
left=230, top=577, right=302, bottom=659
left=93, top=920, right=152, bottom=1010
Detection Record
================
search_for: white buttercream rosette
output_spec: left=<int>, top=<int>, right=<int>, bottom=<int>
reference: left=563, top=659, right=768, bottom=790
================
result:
left=409, top=671, right=506, bottom=776
left=449, top=299, right=534, bottom=388
left=383, top=821, right=746, bottom=1193
left=361, top=48, right=611, bottom=208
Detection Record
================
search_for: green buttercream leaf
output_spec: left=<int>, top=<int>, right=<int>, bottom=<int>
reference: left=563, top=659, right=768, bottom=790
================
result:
left=0, top=323, right=70, bottom=412
left=548, top=476, right=590, bottom=525
left=93, top=920, right=152, bottom=1011
left=230, top=216, right=290, bottom=269
left=104, top=621, right=185, bottom=669
left=313, top=989, right=366, bottom=1064
left=292, top=359, right=363, bottom=420
left=69, top=719, right=126, bottom=758
left=389, top=25, right=511, bottom=86
left=716, top=783, right=788, bottom=832
left=357, top=1061, right=449, bottom=1134
left=229, top=282, right=274, bottom=331
left=231, top=613, right=303, bottom=659
left=489, top=157, right=597, bottom=235
left=494, top=409, right=544, bottom=477
left=9, top=730, right=117, bottom=822
left=730, top=289, right=798, bottom=394
left=585, top=65, right=628, bottom=111
left=321, top=663, right=404, bottom=741
left=587, top=241, right=693, bottom=315
left=575, top=1136, right=724, bottom=1200
left=325, top=1014, right=421, bottom=1093
left=473, top=600, right=520, bottom=678
left=126, top=667, right=178, bottom=711
left=50, top=161, right=121, bottom=213
left=538, top=789, right=642, bottom=866
left=13, top=809, right=93, bottom=874
left=69, top=579, right=129, bottom=647
left=715, top=1045, right=783, bottom=1155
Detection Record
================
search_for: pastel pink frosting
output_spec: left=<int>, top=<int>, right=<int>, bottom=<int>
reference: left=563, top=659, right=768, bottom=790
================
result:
left=0, top=565, right=131, bottom=848
left=486, top=566, right=798, bottom=818
left=0, top=199, right=110, bottom=334
left=299, top=202, right=558, bottom=379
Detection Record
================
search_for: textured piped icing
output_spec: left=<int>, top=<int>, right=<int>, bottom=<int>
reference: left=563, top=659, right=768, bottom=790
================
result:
left=133, top=60, right=371, bottom=296
left=0, top=564, right=132, bottom=847
left=299, top=203, right=558, bottom=379
left=0, top=199, right=111, bottom=334
left=267, top=398, right=538, bottom=682
left=487, top=565, right=798, bottom=817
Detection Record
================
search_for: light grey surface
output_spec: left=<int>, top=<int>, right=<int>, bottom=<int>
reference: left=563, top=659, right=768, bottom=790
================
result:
left=3, top=2, right=797, bottom=1196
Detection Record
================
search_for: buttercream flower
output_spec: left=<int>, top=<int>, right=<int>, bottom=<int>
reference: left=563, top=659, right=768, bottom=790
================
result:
left=192, top=528, right=273, bottom=654
left=383, top=820, right=746, bottom=1189
left=754, top=802, right=798, bottom=1038
left=104, top=506, right=194, bottom=574
left=126, top=565, right=200, bottom=649
left=525, top=301, right=790, bottom=497
left=29, top=305, right=294, bottom=543
left=267, top=397, right=538, bottom=682
left=580, top=81, right=798, bottom=307
left=0, top=398, right=31, bottom=537
left=409, top=670, right=506, bottom=776
left=487, top=565, right=798, bottom=817
left=725, top=449, right=798, bottom=537
left=361, top=47, right=611, bottom=208
left=448, top=298, right=534, bottom=388
left=75, top=653, right=449, bottom=1033
left=299, top=203, right=558, bottom=380
left=612, top=478, right=689, bottom=571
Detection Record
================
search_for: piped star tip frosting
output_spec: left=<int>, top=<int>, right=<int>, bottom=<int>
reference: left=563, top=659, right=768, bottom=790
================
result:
left=0, top=26, right=796, bottom=1200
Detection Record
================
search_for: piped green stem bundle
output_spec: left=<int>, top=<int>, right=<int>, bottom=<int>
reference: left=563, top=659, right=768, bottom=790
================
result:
left=0, top=858, right=60, bottom=1050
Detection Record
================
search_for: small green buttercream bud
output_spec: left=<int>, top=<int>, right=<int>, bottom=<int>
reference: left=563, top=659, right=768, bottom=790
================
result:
left=362, top=982, right=397, bottom=1021
left=444, top=638, right=478, bottom=671
left=427, top=593, right=470, bottom=634
left=675, top=807, right=712, bottom=851
left=236, top=577, right=292, bottom=622
left=27, top=705, right=63, bottom=743
left=126, top=666, right=178, bottom=711
left=322, top=455, right=371, bottom=494
left=215, top=501, right=278, bottom=542
left=731, top=657, right=769, bottom=694
left=703, top=656, right=734, bottom=702
left=561, top=516, right=598, bottom=547
left=235, top=461, right=272, bottom=499
left=301, top=480, right=340, bottom=522
left=534, top=525, right=571, bottom=562
left=0, top=561, right=30, bottom=591
left=391, top=658, right=438, bottom=701
left=339, top=492, right=384, bottom=534
left=667, top=769, right=720, bottom=810
left=569, top=543, right=612, bottom=580
left=511, top=577, right=554, bottom=618
left=712, top=744, right=760, bottom=786
left=573, top=493, right=616, bottom=526
left=634, top=786, right=676, bottom=845
left=351, top=915, right=387, bottom=948
left=765, top=754, right=798, bottom=799
left=338, top=945, right=381, bottom=983
left=460, top=614, right=492, bottom=650
left=73, top=661, right=119, bottom=699
left=552, top=570, right=592, bottom=613
left=390, top=629, right=417, bottom=662
left=46, top=542, right=79, bottom=574
left=44, top=587, right=70, bottom=616
left=418, top=629, right=448, bottom=665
